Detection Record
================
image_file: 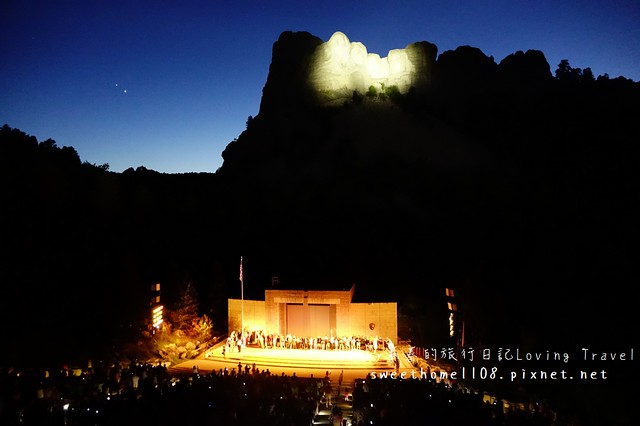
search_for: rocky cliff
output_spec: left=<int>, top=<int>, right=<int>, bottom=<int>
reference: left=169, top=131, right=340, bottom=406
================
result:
left=217, top=30, right=639, bottom=349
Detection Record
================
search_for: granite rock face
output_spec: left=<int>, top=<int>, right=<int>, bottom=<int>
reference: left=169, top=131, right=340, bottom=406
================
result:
left=257, top=30, right=554, bottom=117
left=258, top=31, right=323, bottom=116
left=308, top=31, right=436, bottom=101
left=222, top=31, right=500, bottom=179
left=498, top=49, right=553, bottom=84
left=260, top=31, right=444, bottom=110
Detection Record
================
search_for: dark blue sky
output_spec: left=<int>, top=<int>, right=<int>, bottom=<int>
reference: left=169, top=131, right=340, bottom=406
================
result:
left=2, top=0, right=639, bottom=173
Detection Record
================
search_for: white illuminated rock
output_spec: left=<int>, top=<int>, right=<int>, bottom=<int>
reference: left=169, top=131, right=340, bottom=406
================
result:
left=309, top=31, right=420, bottom=101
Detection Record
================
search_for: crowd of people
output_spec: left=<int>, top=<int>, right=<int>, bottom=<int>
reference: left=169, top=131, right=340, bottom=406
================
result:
left=0, top=360, right=328, bottom=426
left=351, top=374, right=570, bottom=426
left=225, top=329, right=395, bottom=354
left=0, top=356, right=579, bottom=426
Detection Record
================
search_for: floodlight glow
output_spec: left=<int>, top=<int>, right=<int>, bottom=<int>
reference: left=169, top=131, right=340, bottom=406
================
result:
left=309, top=31, right=419, bottom=100
left=367, top=54, right=389, bottom=79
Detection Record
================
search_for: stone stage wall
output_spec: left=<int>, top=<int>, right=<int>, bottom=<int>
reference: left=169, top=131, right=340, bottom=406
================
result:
left=228, top=285, right=397, bottom=344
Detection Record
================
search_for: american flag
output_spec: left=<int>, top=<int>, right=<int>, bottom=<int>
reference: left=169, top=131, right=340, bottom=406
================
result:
left=239, top=256, right=243, bottom=282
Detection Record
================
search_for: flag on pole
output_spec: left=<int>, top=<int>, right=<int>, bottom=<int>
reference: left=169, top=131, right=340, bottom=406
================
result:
left=240, top=256, right=244, bottom=335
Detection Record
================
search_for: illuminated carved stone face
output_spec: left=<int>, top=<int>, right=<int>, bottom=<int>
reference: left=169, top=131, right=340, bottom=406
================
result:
left=309, top=31, right=417, bottom=100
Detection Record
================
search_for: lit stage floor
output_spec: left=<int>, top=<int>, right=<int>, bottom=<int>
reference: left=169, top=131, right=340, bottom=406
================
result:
left=204, top=345, right=395, bottom=370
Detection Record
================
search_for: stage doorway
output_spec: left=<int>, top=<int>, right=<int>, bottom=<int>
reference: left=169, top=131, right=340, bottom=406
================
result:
left=286, top=304, right=330, bottom=337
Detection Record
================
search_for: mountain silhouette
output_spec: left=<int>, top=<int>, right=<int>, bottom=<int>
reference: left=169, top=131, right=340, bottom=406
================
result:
left=217, top=31, right=639, bottom=350
left=1, top=30, right=638, bottom=371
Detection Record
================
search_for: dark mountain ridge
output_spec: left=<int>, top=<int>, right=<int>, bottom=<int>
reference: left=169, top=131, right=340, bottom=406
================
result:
left=217, top=31, right=639, bottom=346
left=1, top=31, right=638, bottom=370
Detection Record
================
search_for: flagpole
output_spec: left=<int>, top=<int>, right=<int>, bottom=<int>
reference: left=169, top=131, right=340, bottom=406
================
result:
left=240, top=256, right=244, bottom=337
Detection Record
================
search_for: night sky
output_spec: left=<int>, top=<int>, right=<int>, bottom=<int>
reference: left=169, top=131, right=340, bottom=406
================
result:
left=2, top=0, right=639, bottom=173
